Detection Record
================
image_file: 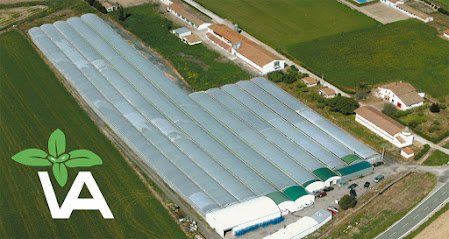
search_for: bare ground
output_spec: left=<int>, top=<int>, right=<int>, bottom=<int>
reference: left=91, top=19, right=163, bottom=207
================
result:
left=0, top=5, right=47, bottom=29
left=415, top=208, right=449, bottom=239
left=0, top=0, right=42, bottom=4
left=108, top=0, right=152, bottom=7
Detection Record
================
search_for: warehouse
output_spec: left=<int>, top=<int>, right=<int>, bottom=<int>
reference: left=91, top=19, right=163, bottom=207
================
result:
left=29, top=14, right=378, bottom=237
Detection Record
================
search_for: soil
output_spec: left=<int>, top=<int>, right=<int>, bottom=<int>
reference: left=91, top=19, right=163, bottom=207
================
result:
left=0, top=0, right=40, bottom=4
left=108, top=0, right=152, bottom=7
left=0, top=5, right=47, bottom=29
left=415, top=208, right=449, bottom=239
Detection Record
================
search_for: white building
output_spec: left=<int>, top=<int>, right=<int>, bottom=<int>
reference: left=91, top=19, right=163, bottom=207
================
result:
left=381, top=0, right=433, bottom=22
left=376, top=82, right=425, bottom=110
left=207, top=24, right=285, bottom=74
left=401, top=147, right=414, bottom=158
left=355, top=106, right=413, bottom=148
left=183, top=34, right=202, bottom=45
left=302, top=77, right=318, bottom=87
left=102, top=1, right=118, bottom=12
left=319, top=87, right=336, bottom=98
left=172, top=27, right=191, bottom=38
left=443, top=29, right=449, bottom=39
left=167, top=3, right=211, bottom=30
left=160, top=0, right=173, bottom=5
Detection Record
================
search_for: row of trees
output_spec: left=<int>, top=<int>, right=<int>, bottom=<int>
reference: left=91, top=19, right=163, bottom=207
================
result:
left=267, top=65, right=309, bottom=84
left=309, top=93, right=360, bottom=115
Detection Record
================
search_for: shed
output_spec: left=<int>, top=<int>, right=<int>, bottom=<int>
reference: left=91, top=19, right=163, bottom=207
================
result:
left=183, top=34, right=202, bottom=45
left=336, top=161, right=373, bottom=182
left=319, top=87, right=336, bottom=98
left=172, top=27, right=191, bottom=38
left=302, top=77, right=318, bottom=87
left=401, top=147, right=414, bottom=159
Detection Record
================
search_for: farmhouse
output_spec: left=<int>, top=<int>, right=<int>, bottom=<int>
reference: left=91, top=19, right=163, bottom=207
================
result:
left=381, top=0, right=433, bottom=22
left=167, top=3, right=211, bottom=30
left=443, top=29, right=449, bottom=39
left=376, top=82, right=425, bottom=110
left=355, top=106, right=413, bottom=148
left=102, top=1, right=118, bottom=12
left=207, top=24, right=285, bottom=74
left=401, top=147, right=414, bottom=158
left=302, top=77, right=318, bottom=87
left=319, top=87, right=336, bottom=98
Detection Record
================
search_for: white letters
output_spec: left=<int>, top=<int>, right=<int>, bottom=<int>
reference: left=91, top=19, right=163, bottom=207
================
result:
left=38, top=171, right=114, bottom=219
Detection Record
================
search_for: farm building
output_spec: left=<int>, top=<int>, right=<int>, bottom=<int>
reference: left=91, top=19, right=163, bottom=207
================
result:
left=319, top=87, right=336, bottom=98
left=172, top=27, right=191, bottom=37
left=302, top=77, right=318, bottom=87
left=167, top=3, right=211, bottom=30
left=401, top=147, right=415, bottom=158
left=102, top=1, right=118, bottom=12
left=443, top=29, right=449, bottom=39
left=207, top=24, right=285, bottom=74
left=29, top=14, right=379, bottom=237
left=183, top=34, right=202, bottom=45
left=376, top=82, right=425, bottom=110
left=381, top=0, right=433, bottom=22
left=355, top=106, right=413, bottom=148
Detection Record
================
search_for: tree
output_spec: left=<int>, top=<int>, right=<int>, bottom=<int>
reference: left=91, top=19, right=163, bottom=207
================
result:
left=339, top=194, right=357, bottom=210
left=327, top=96, right=359, bottom=115
left=430, top=103, right=440, bottom=113
left=267, top=71, right=284, bottom=82
left=283, top=73, right=297, bottom=84
left=290, top=65, right=299, bottom=72
left=382, top=103, right=397, bottom=116
left=355, top=90, right=368, bottom=100
left=357, top=82, right=371, bottom=93
left=86, top=0, right=94, bottom=6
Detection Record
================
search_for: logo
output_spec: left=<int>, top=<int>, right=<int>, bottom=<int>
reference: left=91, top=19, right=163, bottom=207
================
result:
left=11, top=129, right=113, bottom=219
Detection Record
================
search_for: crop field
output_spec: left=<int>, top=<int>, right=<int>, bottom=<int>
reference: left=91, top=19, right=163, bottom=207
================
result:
left=288, top=21, right=449, bottom=98
left=113, top=4, right=250, bottom=91
left=0, top=30, right=186, bottom=238
left=194, top=0, right=378, bottom=46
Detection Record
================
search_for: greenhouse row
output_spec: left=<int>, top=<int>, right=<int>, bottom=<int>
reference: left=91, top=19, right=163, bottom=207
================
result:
left=29, top=13, right=378, bottom=237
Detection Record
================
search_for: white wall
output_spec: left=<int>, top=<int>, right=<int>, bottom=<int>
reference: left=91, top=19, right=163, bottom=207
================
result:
left=377, top=87, right=424, bottom=110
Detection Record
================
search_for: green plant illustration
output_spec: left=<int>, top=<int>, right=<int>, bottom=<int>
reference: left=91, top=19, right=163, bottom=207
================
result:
left=11, top=129, right=102, bottom=187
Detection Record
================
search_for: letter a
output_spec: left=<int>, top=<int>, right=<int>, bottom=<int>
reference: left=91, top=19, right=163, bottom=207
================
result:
left=39, top=171, right=114, bottom=219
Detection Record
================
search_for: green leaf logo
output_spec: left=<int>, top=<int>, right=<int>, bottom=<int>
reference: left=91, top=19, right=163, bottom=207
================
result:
left=11, top=129, right=103, bottom=187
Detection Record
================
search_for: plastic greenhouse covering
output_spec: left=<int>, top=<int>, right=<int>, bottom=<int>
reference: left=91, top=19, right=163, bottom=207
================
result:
left=29, top=14, right=377, bottom=221
left=251, top=77, right=379, bottom=160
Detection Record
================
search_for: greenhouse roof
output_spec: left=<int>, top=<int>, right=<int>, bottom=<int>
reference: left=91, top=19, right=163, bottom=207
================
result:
left=337, top=161, right=372, bottom=176
left=266, top=191, right=292, bottom=205
left=283, top=186, right=308, bottom=201
left=342, top=154, right=361, bottom=164
left=313, top=168, right=338, bottom=181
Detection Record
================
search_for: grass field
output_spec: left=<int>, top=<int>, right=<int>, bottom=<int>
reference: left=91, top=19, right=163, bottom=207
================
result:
left=423, top=150, right=449, bottom=166
left=288, top=21, right=449, bottom=98
left=310, top=171, right=436, bottom=239
left=0, top=30, right=186, bottom=238
left=195, top=0, right=377, bottom=46
left=114, top=4, right=250, bottom=91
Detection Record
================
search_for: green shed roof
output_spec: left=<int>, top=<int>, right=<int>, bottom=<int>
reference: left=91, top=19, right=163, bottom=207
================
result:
left=313, top=167, right=338, bottom=181
left=342, top=154, right=361, bottom=164
left=283, top=186, right=308, bottom=201
left=265, top=192, right=292, bottom=205
left=337, top=161, right=372, bottom=176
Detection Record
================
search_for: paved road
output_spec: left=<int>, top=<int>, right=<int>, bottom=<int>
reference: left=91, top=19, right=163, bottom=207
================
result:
left=414, top=135, right=449, bottom=155
left=376, top=181, right=449, bottom=239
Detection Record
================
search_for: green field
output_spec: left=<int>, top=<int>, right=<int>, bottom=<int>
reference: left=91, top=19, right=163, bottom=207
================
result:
left=114, top=4, right=250, bottom=91
left=423, top=150, right=449, bottom=166
left=288, top=21, right=449, bottom=98
left=0, top=30, right=186, bottom=238
left=195, top=0, right=377, bottom=46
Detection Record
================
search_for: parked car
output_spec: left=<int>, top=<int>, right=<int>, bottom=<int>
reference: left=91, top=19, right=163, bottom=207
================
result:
left=338, top=181, right=348, bottom=187
left=327, top=206, right=339, bottom=213
left=364, top=182, right=370, bottom=189
left=373, top=161, right=384, bottom=167
left=323, top=186, right=334, bottom=192
left=315, top=191, right=327, bottom=198
left=348, top=183, right=358, bottom=190
left=350, top=189, right=357, bottom=199
left=374, top=174, right=385, bottom=183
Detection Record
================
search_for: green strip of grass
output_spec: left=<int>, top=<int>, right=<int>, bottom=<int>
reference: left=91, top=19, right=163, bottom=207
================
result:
left=0, top=30, right=186, bottom=238
left=288, top=20, right=449, bottom=98
left=404, top=202, right=449, bottom=239
left=423, top=150, right=449, bottom=166
left=111, top=4, right=250, bottom=91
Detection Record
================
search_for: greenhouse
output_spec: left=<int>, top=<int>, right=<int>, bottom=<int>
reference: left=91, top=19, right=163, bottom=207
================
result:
left=29, top=13, right=379, bottom=237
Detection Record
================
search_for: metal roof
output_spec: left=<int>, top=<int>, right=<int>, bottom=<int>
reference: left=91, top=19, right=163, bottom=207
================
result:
left=265, top=192, right=292, bottom=205
left=312, top=168, right=338, bottom=181
left=283, top=186, right=309, bottom=201
left=336, top=161, right=372, bottom=176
